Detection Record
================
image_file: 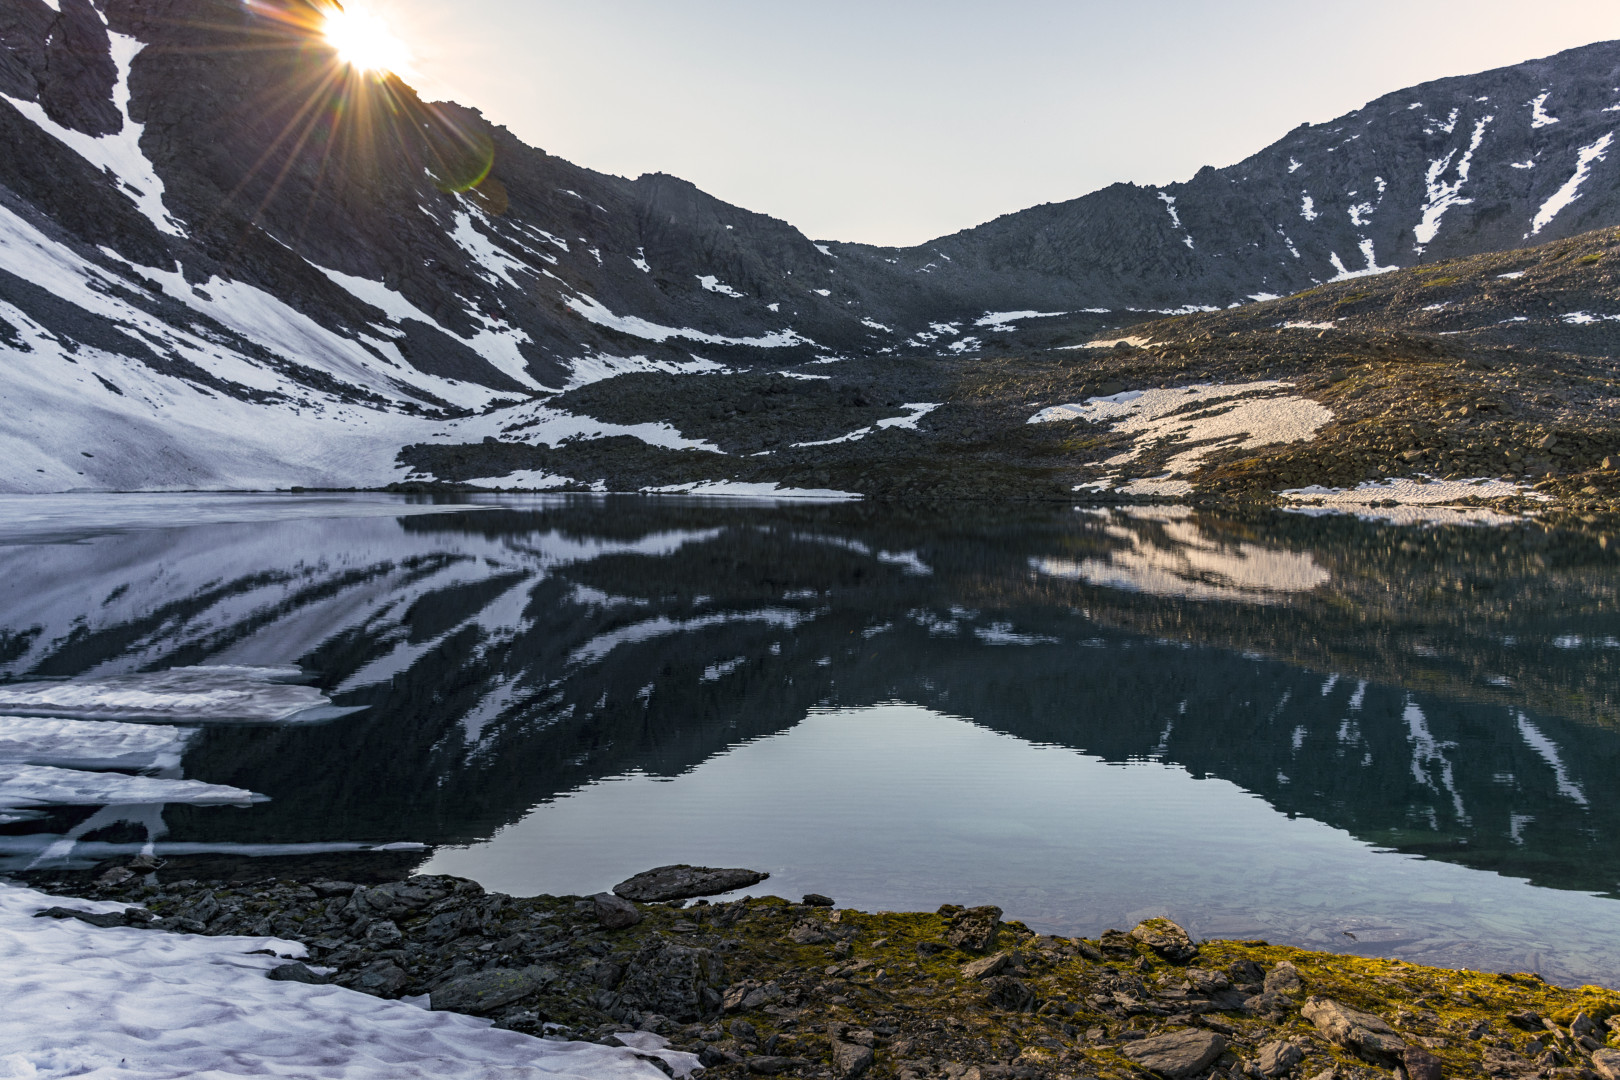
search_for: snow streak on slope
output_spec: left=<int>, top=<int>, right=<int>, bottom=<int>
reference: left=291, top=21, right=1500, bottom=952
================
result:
left=1415, top=116, right=1493, bottom=252
left=563, top=292, right=816, bottom=349
left=1, top=34, right=184, bottom=237
left=1530, top=133, right=1615, bottom=236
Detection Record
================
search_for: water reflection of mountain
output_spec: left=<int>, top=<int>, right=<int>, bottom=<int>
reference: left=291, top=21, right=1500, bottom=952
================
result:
left=0, top=499, right=1615, bottom=895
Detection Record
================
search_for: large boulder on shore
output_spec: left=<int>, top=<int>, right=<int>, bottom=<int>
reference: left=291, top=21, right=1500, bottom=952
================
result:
left=1123, top=1029, right=1228, bottom=1077
left=1301, top=996, right=1408, bottom=1063
left=612, top=865, right=768, bottom=902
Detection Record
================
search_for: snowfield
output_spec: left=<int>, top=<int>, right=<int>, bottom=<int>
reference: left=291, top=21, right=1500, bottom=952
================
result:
left=1031, top=382, right=1333, bottom=495
left=0, top=882, right=698, bottom=1080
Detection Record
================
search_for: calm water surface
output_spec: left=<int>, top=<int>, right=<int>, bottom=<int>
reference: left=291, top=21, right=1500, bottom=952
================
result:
left=0, top=494, right=1616, bottom=984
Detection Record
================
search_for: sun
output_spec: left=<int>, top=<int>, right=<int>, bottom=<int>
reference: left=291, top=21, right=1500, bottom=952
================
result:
left=321, top=3, right=413, bottom=76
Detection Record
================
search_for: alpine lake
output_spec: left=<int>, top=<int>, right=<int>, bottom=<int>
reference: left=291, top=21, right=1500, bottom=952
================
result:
left=0, top=493, right=1617, bottom=986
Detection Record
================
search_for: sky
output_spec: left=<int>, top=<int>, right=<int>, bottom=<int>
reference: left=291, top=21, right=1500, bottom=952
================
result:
left=362, top=0, right=1620, bottom=248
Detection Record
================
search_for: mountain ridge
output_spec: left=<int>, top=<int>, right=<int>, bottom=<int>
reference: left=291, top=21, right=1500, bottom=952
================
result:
left=0, top=0, right=1618, bottom=495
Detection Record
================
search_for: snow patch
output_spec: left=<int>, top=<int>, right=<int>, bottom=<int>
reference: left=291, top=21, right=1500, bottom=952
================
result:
left=698, top=275, right=745, bottom=298
left=792, top=403, right=942, bottom=448
left=1278, top=476, right=1546, bottom=509
left=1328, top=239, right=1398, bottom=282
left=0, top=881, right=694, bottom=1079
left=1529, top=91, right=1560, bottom=128
left=975, top=311, right=1068, bottom=330
left=1158, top=192, right=1194, bottom=249
left=1301, top=196, right=1319, bottom=222
left=1033, top=382, right=1332, bottom=487
left=1529, top=133, right=1614, bottom=236
left=1, top=34, right=185, bottom=237
left=1414, top=116, right=1492, bottom=251
left=563, top=292, right=814, bottom=349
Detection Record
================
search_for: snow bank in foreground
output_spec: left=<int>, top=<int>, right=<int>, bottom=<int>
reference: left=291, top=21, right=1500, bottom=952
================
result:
left=0, top=883, right=695, bottom=1080
left=0, top=667, right=344, bottom=724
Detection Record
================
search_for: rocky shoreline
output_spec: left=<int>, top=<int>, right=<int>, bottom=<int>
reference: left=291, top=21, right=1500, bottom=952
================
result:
left=16, top=861, right=1620, bottom=1080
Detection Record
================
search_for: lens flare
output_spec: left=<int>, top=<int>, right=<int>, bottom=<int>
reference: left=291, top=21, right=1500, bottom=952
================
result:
left=321, top=4, right=412, bottom=76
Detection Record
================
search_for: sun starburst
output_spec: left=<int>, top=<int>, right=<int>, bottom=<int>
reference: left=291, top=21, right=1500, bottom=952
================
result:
left=320, top=3, right=412, bottom=76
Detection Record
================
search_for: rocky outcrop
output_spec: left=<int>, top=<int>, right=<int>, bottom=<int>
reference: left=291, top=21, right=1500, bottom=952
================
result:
left=26, top=868, right=1620, bottom=1080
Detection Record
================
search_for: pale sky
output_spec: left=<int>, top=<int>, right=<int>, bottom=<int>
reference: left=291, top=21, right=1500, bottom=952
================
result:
left=364, top=0, right=1620, bottom=247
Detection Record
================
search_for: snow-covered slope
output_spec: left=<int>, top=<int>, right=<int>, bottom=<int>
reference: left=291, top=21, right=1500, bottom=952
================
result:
left=1, top=0, right=1618, bottom=493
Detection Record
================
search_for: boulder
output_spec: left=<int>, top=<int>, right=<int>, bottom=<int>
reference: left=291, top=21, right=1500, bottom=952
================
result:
left=1123, top=1029, right=1228, bottom=1078
left=943, top=906, right=1003, bottom=953
left=981, top=976, right=1036, bottom=1012
left=593, top=892, right=643, bottom=930
left=1592, top=1048, right=1620, bottom=1080
left=616, top=940, right=727, bottom=1021
left=612, top=865, right=769, bottom=903
left=1301, top=996, right=1408, bottom=1064
left=1264, top=960, right=1303, bottom=995
left=962, top=953, right=1013, bottom=981
left=1403, top=1046, right=1444, bottom=1080
left=351, top=960, right=409, bottom=998
left=803, top=894, right=835, bottom=907
left=1131, top=919, right=1199, bottom=964
left=1256, top=1040, right=1305, bottom=1077
left=430, top=967, right=554, bottom=1015
left=354, top=881, right=445, bottom=919
left=832, top=1040, right=876, bottom=1078
left=267, top=962, right=330, bottom=985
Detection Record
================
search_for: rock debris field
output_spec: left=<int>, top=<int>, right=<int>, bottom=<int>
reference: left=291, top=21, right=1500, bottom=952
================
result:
left=13, top=860, right=1620, bottom=1080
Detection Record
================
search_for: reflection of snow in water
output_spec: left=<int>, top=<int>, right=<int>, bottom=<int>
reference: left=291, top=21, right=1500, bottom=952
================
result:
left=1032, top=508, right=1329, bottom=604
left=0, top=881, right=692, bottom=1080
left=1517, top=713, right=1589, bottom=806
left=1404, top=700, right=1468, bottom=825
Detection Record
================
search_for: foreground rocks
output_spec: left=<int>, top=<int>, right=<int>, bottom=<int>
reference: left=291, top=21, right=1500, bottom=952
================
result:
left=21, top=865, right=1620, bottom=1080
left=614, top=866, right=771, bottom=903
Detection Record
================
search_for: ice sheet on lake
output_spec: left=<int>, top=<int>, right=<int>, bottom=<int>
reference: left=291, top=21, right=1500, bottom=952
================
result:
left=0, top=765, right=262, bottom=809
left=0, top=492, right=482, bottom=542
left=0, top=666, right=346, bottom=723
left=0, top=882, right=695, bottom=1079
left=643, top=481, right=861, bottom=500
left=0, top=717, right=193, bottom=771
